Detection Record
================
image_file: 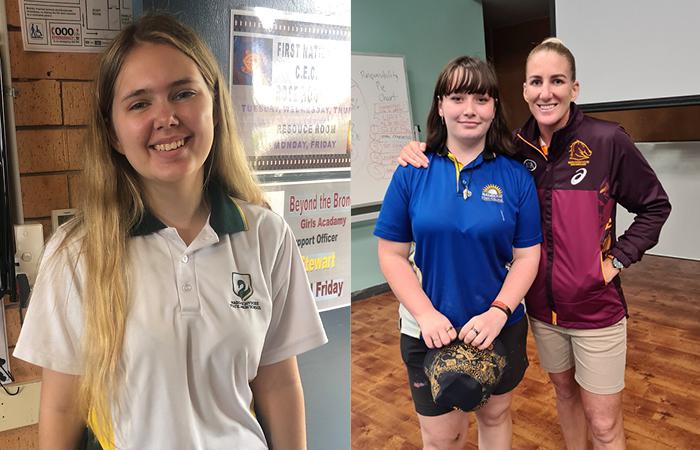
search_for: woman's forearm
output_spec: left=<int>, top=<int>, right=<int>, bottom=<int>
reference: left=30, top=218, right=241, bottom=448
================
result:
left=39, top=369, right=85, bottom=450
left=377, top=239, right=435, bottom=321
left=378, top=239, right=458, bottom=347
left=39, top=408, right=85, bottom=450
left=493, top=245, right=541, bottom=312
left=251, top=357, right=306, bottom=450
left=458, top=245, right=541, bottom=348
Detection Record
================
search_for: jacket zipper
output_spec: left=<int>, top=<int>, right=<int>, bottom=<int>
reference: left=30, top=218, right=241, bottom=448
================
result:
left=516, top=133, right=548, bottom=160
left=518, top=132, right=558, bottom=324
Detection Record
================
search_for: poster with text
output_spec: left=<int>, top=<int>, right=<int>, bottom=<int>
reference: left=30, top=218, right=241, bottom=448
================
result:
left=19, top=0, right=133, bottom=52
left=262, top=179, right=350, bottom=311
left=230, top=9, right=351, bottom=171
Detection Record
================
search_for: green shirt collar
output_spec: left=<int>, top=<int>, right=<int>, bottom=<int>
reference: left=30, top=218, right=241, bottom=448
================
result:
left=130, top=182, right=248, bottom=237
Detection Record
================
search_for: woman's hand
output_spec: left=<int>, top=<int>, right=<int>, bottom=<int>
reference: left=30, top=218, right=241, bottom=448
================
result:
left=415, top=309, right=458, bottom=349
left=397, top=141, right=429, bottom=168
left=459, top=308, right=508, bottom=350
left=602, top=257, right=621, bottom=284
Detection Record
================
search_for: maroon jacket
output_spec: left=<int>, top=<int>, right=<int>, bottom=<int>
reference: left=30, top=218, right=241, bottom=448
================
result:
left=513, top=103, right=671, bottom=329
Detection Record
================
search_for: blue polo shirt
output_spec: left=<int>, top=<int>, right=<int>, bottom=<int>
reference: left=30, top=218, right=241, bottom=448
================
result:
left=375, top=151, right=542, bottom=335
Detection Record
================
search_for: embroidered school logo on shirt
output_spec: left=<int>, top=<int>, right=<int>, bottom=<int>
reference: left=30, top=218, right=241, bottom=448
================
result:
left=230, top=272, right=261, bottom=310
left=568, top=140, right=592, bottom=167
left=481, top=184, right=504, bottom=203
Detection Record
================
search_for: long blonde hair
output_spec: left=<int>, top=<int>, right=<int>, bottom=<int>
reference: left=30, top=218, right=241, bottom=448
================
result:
left=59, top=14, right=266, bottom=447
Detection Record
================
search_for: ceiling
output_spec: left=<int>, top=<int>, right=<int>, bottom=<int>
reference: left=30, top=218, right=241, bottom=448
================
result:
left=481, top=0, right=550, bottom=29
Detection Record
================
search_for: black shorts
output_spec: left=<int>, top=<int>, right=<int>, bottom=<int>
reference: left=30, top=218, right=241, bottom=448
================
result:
left=400, top=317, right=529, bottom=416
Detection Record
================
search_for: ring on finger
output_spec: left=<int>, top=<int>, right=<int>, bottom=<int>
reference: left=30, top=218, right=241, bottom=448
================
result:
left=471, top=327, right=480, bottom=335
left=446, top=326, right=454, bottom=332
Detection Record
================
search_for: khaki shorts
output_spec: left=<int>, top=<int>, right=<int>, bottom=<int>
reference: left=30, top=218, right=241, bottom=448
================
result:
left=529, top=316, right=627, bottom=395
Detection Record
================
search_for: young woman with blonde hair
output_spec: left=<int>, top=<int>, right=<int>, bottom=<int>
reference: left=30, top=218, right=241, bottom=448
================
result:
left=14, top=14, right=327, bottom=450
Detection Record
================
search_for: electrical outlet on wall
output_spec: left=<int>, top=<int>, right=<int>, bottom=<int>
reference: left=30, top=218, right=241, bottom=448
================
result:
left=14, top=224, right=44, bottom=287
left=51, top=208, right=78, bottom=232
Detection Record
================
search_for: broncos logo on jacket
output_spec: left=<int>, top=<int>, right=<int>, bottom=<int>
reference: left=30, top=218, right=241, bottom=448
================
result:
left=568, top=140, right=592, bottom=166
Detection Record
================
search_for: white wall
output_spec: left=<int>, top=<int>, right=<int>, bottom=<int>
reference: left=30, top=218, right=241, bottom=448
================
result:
left=556, top=0, right=700, bottom=105
left=617, top=142, right=700, bottom=261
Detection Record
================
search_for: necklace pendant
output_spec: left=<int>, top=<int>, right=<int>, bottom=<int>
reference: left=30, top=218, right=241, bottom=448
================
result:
left=463, top=188, right=472, bottom=200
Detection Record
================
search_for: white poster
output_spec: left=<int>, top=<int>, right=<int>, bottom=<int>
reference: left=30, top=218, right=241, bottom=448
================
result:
left=261, top=179, right=351, bottom=311
left=19, top=0, right=133, bottom=52
left=230, top=8, right=351, bottom=171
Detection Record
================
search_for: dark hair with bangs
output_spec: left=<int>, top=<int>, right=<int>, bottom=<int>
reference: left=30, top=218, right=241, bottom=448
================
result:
left=425, top=56, right=514, bottom=156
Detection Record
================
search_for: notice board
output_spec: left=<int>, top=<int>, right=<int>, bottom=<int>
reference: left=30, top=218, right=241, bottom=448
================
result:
left=351, top=53, right=413, bottom=208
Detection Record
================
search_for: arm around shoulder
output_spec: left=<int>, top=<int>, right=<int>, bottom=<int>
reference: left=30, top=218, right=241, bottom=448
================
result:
left=397, top=141, right=428, bottom=167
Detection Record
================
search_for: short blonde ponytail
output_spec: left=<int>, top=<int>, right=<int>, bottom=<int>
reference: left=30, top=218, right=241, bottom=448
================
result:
left=527, top=37, right=577, bottom=80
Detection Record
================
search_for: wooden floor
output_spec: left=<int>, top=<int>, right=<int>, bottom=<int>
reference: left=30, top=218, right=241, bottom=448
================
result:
left=351, top=255, right=700, bottom=449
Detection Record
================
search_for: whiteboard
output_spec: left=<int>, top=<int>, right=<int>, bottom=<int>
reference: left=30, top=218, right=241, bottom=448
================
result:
left=616, top=142, right=700, bottom=261
left=351, top=53, right=414, bottom=207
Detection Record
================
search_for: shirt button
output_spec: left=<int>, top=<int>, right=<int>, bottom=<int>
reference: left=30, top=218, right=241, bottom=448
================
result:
left=181, top=255, right=189, bottom=263
left=182, top=283, right=193, bottom=292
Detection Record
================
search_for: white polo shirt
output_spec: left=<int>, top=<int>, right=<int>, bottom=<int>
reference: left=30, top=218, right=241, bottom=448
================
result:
left=14, top=184, right=328, bottom=449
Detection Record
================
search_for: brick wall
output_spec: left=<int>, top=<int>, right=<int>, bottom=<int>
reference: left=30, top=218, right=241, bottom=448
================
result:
left=2, top=0, right=98, bottom=445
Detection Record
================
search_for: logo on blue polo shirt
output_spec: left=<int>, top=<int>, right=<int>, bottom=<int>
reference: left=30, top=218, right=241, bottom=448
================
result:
left=230, top=272, right=261, bottom=310
left=481, top=184, right=504, bottom=203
